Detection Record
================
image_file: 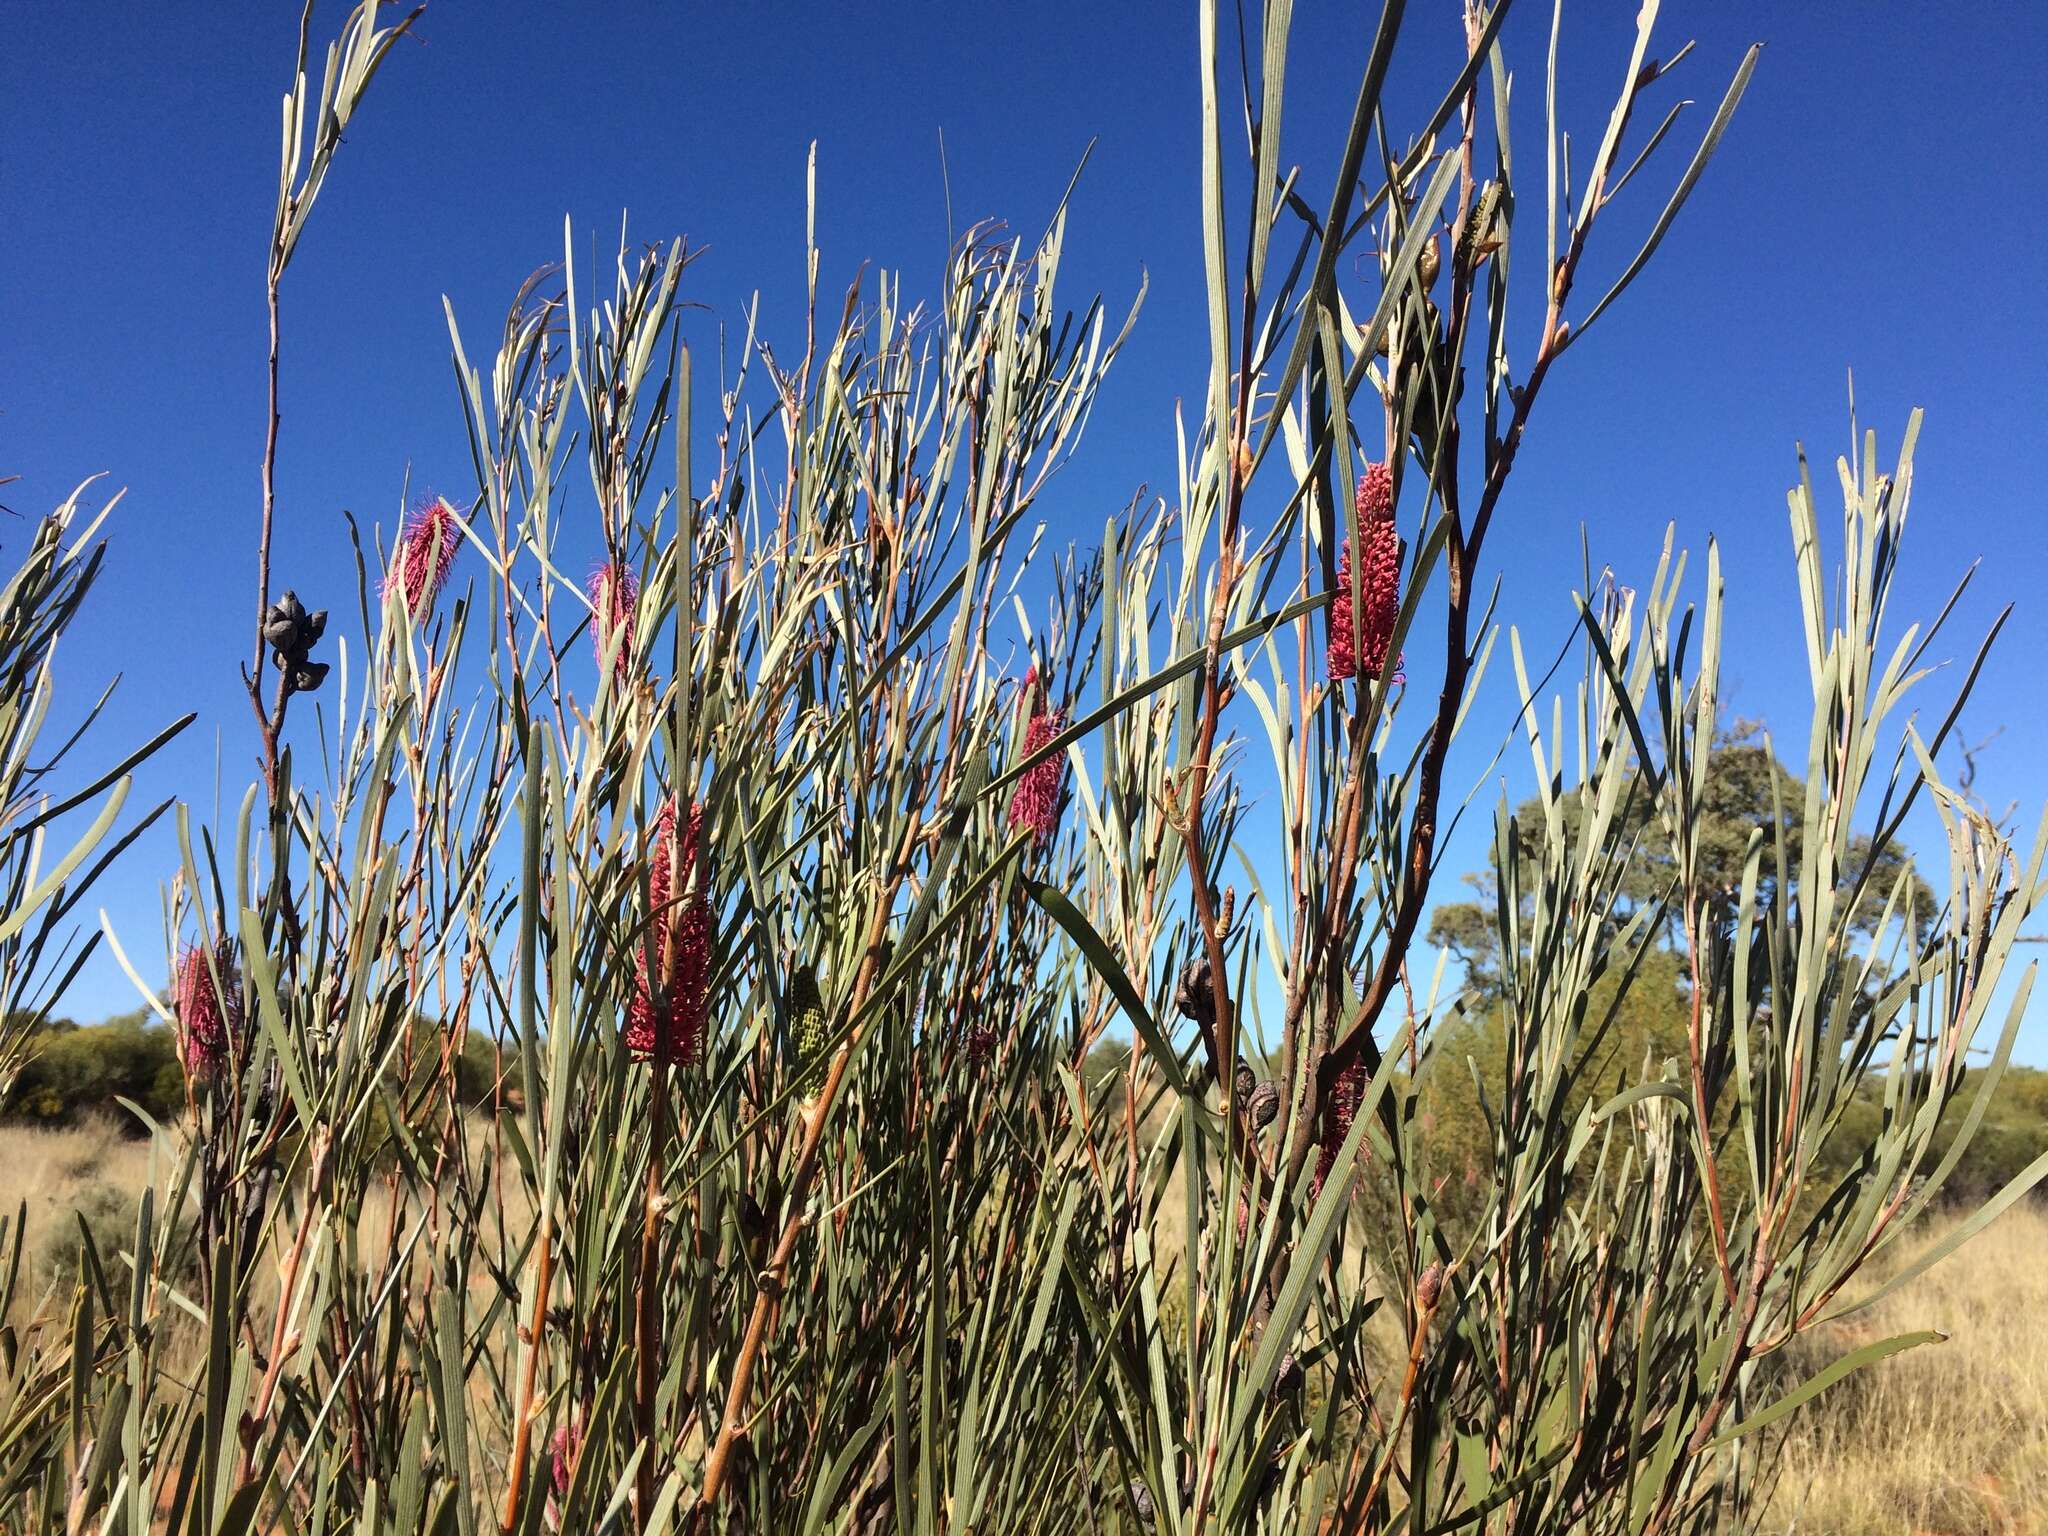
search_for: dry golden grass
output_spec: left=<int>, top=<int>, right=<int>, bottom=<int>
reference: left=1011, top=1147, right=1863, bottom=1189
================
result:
left=1759, top=1202, right=2048, bottom=1536
left=0, top=1117, right=164, bottom=1303
left=0, top=1114, right=537, bottom=1475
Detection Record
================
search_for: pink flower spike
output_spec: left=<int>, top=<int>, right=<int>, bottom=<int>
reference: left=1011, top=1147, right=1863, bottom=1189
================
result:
left=628, top=799, right=713, bottom=1068
left=549, top=1417, right=582, bottom=1499
left=385, top=496, right=461, bottom=612
left=1328, top=461, right=1399, bottom=683
left=1315, top=1051, right=1368, bottom=1192
left=589, top=560, right=640, bottom=680
left=174, top=939, right=240, bottom=1082
left=1008, top=708, right=1066, bottom=844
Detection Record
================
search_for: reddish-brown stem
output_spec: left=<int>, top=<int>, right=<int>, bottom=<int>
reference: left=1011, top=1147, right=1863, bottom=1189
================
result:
left=497, top=1200, right=556, bottom=1533
left=250, top=273, right=286, bottom=804
left=1338, top=1270, right=1448, bottom=1527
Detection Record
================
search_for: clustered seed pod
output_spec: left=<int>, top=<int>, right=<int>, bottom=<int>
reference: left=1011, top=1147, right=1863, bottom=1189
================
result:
left=1234, top=1058, right=1257, bottom=1113
left=786, top=961, right=829, bottom=1075
left=736, top=1191, right=772, bottom=1270
left=1328, top=460, right=1401, bottom=683
left=626, top=799, right=713, bottom=1067
left=1173, top=952, right=1216, bottom=1032
left=588, top=559, right=639, bottom=680
left=385, top=495, right=461, bottom=612
left=1417, top=229, right=1442, bottom=288
left=1007, top=706, right=1067, bottom=843
left=262, top=589, right=329, bottom=694
left=174, top=938, right=241, bottom=1082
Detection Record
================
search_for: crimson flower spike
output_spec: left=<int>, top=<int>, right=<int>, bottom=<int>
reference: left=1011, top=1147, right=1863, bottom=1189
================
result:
left=627, top=799, right=713, bottom=1067
left=385, top=495, right=461, bottom=612
left=1328, top=461, right=1400, bottom=683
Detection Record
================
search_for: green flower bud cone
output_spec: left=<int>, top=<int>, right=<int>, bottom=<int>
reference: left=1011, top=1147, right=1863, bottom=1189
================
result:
left=788, top=962, right=829, bottom=1073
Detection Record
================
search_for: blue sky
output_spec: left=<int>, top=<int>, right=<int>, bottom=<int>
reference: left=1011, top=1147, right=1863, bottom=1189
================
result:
left=5, top=3, right=2046, bottom=1050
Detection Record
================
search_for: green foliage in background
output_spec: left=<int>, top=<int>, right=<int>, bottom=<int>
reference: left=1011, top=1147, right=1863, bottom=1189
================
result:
left=2, top=1015, right=502, bottom=1130
left=3, top=1012, right=184, bottom=1127
left=1428, top=724, right=1937, bottom=996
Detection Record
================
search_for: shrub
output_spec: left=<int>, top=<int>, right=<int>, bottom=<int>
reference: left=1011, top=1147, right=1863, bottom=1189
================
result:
left=4, top=1012, right=184, bottom=1129
left=38, top=1179, right=198, bottom=1294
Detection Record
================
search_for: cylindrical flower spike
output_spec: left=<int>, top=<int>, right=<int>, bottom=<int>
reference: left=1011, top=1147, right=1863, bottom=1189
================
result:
left=1315, top=1051, right=1368, bottom=1191
left=1008, top=707, right=1067, bottom=843
left=1328, top=461, right=1400, bottom=682
left=627, top=799, right=712, bottom=1067
left=385, top=496, right=461, bottom=612
left=589, top=560, right=639, bottom=681
left=174, top=938, right=240, bottom=1082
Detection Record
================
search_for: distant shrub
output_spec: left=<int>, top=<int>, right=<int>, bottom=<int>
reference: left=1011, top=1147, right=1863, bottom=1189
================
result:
left=38, top=1181, right=197, bottom=1290
left=3, top=1011, right=509, bottom=1133
left=4, top=1012, right=184, bottom=1130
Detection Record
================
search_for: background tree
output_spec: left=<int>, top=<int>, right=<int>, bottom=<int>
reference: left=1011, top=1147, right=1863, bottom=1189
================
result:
left=1430, top=719, right=1936, bottom=996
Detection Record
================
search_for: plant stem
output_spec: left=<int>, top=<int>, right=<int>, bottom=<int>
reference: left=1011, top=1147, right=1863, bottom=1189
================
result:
left=636, top=1055, right=669, bottom=1527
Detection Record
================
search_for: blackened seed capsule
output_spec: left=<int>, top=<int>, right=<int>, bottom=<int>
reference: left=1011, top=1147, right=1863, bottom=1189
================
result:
left=264, top=616, right=299, bottom=654
left=1249, top=1080, right=1280, bottom=1130
left=1173, top=953, right=1214, bottom=1026
left=1274, top=1350, right=1302, bottom=1395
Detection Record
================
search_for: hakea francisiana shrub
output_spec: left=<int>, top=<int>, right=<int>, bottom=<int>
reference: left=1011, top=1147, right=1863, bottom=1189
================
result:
left=39, top=8, right=2048, bottom=1535
left=384, top=495, right=460, bottom=610
left=626, top=799, right=712, bottom=1067
left=1328, top=459, right=1399, bottom=682
left=588, top=559, right=638, bottom=679
left=173, top=938, right=240, bottom=1082
left=1008, top=706, right=1066, bottom=842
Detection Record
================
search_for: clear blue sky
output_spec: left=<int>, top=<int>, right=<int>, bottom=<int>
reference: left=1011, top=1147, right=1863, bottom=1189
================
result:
left=5, top=3, right=2045, bottom=1050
